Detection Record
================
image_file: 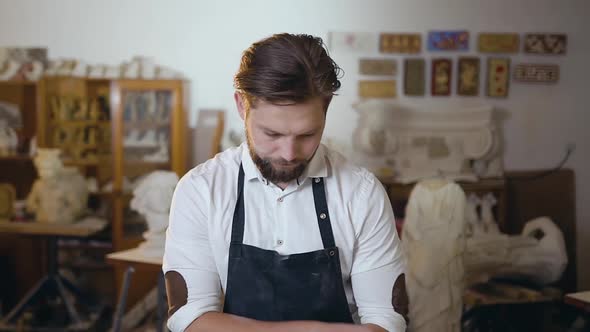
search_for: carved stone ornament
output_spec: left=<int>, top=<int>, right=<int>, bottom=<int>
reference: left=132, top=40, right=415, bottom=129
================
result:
left=352, top=100, right=503, bottom=183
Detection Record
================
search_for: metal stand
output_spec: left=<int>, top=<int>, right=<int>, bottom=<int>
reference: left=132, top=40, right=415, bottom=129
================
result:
left=0, top=236, right=98, bottom=331
left=111, top=269, right=167, bottom=332
left=111, top=266, right=135, bottom=332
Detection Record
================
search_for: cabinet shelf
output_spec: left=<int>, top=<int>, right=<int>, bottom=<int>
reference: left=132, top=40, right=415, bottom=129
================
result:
left=50, top=120, right=111, bottom=126
left=0, top=80, right=38, bottom=86
left=63, top=159, right=100, bottom=166
left=123, top=121, right=169, bottom=130
left=0, top=154, right=33, bottom=161
left=123, top=160, right=170, bottom=167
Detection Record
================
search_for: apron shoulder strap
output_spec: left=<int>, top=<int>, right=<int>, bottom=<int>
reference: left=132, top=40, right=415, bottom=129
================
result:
left=312, top=177, right=336, bottom=249
left=230, top=163, right=246, bottom=244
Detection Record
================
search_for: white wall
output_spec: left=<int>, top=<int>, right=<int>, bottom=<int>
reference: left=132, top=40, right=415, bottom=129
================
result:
left=1, top=0, right=588, bottom=289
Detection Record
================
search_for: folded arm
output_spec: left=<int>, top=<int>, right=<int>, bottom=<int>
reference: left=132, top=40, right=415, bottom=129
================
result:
left=186, top=312, right=386, bottom=332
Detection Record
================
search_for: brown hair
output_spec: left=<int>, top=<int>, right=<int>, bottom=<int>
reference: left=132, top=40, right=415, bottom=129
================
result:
left=234, top=33, right=342, bottom=111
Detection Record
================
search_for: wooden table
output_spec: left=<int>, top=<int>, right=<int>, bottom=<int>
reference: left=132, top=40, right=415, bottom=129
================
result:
left=564, top=291, right=590, bottom=313
left=0, top=217, right=106, bottom=237
left=0, top=217, right=107, bottom=331
left=564, top=291, right=590, bottom=331
left=462, top=281, right=562, bottom=332
left=106, top=248, right=166, bottom=332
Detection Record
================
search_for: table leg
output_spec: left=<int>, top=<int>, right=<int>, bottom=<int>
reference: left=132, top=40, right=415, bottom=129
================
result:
left=111, top=266, right=135, bottom=332
left=55, top=276, right=81, bottom=324
left=156, top=272, right=166, bottom=332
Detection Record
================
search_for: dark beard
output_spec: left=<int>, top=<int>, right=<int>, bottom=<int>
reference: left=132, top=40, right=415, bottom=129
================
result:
left=246, top=129, right=308, bottom=183
left=250, top=151, right=308, bottom=183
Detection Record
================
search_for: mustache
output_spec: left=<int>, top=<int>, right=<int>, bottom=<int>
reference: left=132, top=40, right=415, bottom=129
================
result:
left=272, top=160, right=305, bottom=166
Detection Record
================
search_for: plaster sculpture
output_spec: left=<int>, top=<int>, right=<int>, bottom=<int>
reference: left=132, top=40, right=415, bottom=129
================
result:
left=129, top=171, right=179, bottom=257
left=142, top=137, right=169, bottom=162
left=0, top=120, right=18, bottom=156
left=22, top=61, right=44, bottom=81
left=26, top=148, right=88, bottom=223
left=464, top=216, right=567, bottom=286
left=480, top=192, right=500, bottom=234
left=44, top=60, right=60, bottom=76
left=0, top=60, right=20, bottom=80
left=352, top=100, right=503, bottom=183
left=403, top=179, right=467, bottom=332
left=465, top=194, right=484, bottom=237
left=0, top=102, right=22, bottom=155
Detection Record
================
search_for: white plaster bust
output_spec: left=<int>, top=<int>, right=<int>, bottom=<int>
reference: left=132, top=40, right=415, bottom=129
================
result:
left=130, top=171, right=179, bottom=257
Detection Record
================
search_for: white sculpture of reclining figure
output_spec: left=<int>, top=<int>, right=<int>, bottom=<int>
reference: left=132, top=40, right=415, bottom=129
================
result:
left=465, top=216, right=568, bottom=286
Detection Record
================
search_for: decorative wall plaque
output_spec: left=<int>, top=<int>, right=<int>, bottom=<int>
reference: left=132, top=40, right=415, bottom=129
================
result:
left=458, top=57, right=480, bottom=96
left=432, top=58, right=452, bottom=96
left=359, top=80, right=397, bottom=98
left=524, top=34, right=567, bottom=54
left=359, top=59, right=397, bottom=76
left=379, top=33, right=421, bottom=53
left=478, top=33, right=519, bottom=53
left=328, top=31, right=376, bottom=53
left=514, top=64, right=559, bottom=83
left=428, top=31, right=469, bottom=51
left=404, top=58, right=425, bottom=96
left=487, top=58, right=510, bottom=97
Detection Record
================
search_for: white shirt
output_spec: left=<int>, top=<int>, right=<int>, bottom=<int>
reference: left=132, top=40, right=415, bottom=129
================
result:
left=163, top=143, right=406, bottom=332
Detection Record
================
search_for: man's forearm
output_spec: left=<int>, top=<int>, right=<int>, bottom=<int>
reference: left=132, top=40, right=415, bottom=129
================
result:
left=186, top=312, right=387, bottom=332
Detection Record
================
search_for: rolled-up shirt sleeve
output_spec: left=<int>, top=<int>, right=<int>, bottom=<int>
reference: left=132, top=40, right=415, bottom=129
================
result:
left=350, top=172, right=406, bottom=332
left=163, top=173, right=222, bottom=332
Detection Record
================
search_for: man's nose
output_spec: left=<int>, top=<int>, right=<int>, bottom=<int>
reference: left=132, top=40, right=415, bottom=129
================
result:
left=280, top=138, right=299, bottom=162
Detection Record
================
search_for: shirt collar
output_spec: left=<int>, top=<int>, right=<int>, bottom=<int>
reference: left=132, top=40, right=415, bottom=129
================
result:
left=240, top=142, right=267, bottom=184
left=240, top=142, right=329, bottom=186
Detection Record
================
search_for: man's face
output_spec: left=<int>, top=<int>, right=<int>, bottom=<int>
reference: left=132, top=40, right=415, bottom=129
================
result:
left=235, top=93, right=326, bottom=184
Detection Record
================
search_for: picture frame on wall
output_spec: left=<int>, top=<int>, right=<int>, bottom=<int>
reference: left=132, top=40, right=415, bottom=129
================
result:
left=427, top=31, right=469, bottom=51
left=457, top=57, right=480, bottom=96
left=478, top=33, right=520, bottom=53
left=524, top=33, right=567, bottom=55
left=328, top=31, right=376, bottom=53
left=431, top=58, right=452, bottom=96
left=404, top=58, right=425, bottom=96
left=358, top=80, right=397, bottom=98
left=379, top=33, right=421, bottom=54
left=359, top=59, right=397, bottom=76
left=486, top=57, right=510, bottom=97
left=514, top=64, right=559, bottom=83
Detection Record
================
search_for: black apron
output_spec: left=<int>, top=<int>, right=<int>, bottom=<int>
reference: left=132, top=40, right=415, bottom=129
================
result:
left=223, top=164, right=354, bottom=323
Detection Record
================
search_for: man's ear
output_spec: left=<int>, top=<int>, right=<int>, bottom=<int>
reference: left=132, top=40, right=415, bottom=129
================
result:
left=234, top=92, right=246, bottom=120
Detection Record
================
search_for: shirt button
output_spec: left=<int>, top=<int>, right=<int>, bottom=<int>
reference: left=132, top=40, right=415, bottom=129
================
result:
left=320, top=213, right=327, bottom=220
left=315, top=178, right=321, bottom=183
left=277, top=197, right=283, bottom=202
left=277, top=239, right=284, bottom=246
